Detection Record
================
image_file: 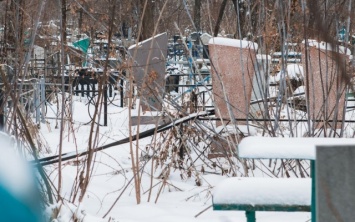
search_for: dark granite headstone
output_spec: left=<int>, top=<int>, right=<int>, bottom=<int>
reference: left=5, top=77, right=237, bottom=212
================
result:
left=316, top=145, right=355, bottom=222
left=128, top=33, right=168, bottom=111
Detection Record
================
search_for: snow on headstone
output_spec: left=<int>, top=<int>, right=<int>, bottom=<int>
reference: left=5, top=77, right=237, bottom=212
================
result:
left=302, top=40, right=349, bottom=131
left=208, top=37, right=258, bottom=123
left=128, top=33, right=168, bottom=111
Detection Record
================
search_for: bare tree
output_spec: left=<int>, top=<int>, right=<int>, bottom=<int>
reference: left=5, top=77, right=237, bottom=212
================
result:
left=194, top=0, right=201, bottom=32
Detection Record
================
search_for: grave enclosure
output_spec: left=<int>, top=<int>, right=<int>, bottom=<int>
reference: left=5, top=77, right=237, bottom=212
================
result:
left=0, top=68, right=126, bottom=128
left=213, top=137, right=355, bottom=222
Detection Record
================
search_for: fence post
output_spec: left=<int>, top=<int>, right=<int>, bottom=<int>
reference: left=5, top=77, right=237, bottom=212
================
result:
left=40, top=78, right=46, bottom=123
left=109, top=83, right=113, bottom=97
left=120, top=71, right=125, bottom=107
left=86, top=82, right=90, bottom=97
left=81, top=83, right=84, bottom=97
left=104, top=84, right=108, bottom=126
left=92, top=82, right=96, bottom=97
left=35, top=80, right=40, bottom=124
left=75, top=83, right=79, bottom=96
left=69, top=84, right=73, bottom=123
left=0, top=88, right=4, bottom=131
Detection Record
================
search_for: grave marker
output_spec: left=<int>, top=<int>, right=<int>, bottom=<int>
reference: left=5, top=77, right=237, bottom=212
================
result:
left=302, top=41, right=349, bottom=132
left=128, top=33, right=168, bottom=111
left=250, top=54, right=271, bottom=118
left=316, top=145, right=355, bottom=222
left=208, top=38, right=257, bottom=157
left=208, top=37, right=258, bottom=122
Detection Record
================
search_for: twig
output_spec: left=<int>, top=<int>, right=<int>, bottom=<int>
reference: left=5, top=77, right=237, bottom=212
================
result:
left=194, top=205, right=212, bottom=218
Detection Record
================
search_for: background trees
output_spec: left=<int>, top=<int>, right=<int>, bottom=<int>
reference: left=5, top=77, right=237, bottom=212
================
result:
left=0, top=0, right=355, bottom=213
left=1, top=0, right=354, bottom=49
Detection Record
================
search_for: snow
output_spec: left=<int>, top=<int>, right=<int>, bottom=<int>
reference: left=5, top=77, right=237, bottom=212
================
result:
left=256, top=54, right=271, bottom=60
left=239, top=136, right=355, bottom=159
left=33, top=97, right=311, bottom=222
left=303, top=39, right=351, bottom=55
left=274, top=64, right=304, bottom=82
left=208, top=37, right=258, bottom=50
left=213, top=177, right=311, bottom=206
left=272, top=51, right=301, bottom=57
left=293, top=86, right=305, bottom=95
left=45, top=202, right=90, bottom=222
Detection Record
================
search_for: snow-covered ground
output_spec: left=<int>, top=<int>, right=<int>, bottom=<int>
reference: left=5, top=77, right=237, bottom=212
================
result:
left=36, top=94, right=311, bottom=222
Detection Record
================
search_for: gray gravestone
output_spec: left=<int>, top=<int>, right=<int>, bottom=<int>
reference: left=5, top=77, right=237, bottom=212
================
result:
left=316, top=145, right=355, bottom=222
left=250, top=54, right=271, bottom=118
left=200, top=33, right=212, bottom=45
left=128, top=33, right=168, bottom=111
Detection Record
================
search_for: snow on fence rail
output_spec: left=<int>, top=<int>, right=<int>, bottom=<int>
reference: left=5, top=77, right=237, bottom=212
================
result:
left=238, top=136, right=355, bottom=160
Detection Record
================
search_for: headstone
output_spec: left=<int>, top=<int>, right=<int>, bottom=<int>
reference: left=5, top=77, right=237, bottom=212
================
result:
left=208, top=37, right=258, bottom=122
left=201, top=33, right=212, bottom=59
left=190, top=32, right=200, bottom=44
left=302, top=40, right=349, bottom=132
left=200, top=33, right=212, bottom=45
left=128, top=33, right=168, bottom=111
left=33, top=45, right=45, bottom=69
left=250, top=54, right=271, bottom=118
left=316, top=145, right=355, bottom=222
left=208, top=124, right=256, bottom=159
left=208, top=133, right=239, bottom=159
left=34, top=45, right=44, bottom=60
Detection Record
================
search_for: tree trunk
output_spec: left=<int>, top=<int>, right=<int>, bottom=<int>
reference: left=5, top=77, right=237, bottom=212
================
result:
left=78, top=8, right=83, bottom=31
left=213, top=0, right=228, bottom=37
left=194, top=0, right=201, bottom=32
left=139, top=0, right=155, bottom=41
left=61, top=0, right=67, bottom=44
left=232, top=0, right=246, bottom=39
left=306, top=0, right=317, bottom=39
